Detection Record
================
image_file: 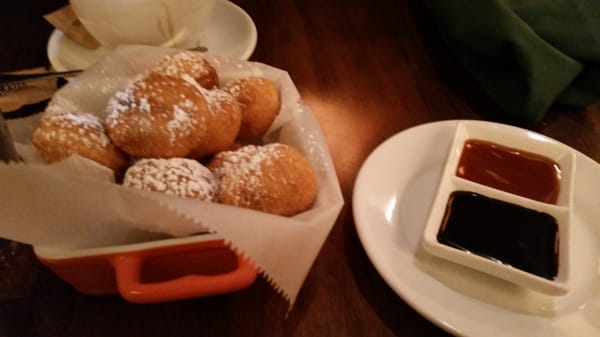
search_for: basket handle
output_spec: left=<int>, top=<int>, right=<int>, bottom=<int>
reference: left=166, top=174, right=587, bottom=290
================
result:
left=112, top=247, right=257, bottom=303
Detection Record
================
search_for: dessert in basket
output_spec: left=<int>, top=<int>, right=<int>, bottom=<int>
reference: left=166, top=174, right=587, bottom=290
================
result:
left=0, top=46, right=344, bottom=307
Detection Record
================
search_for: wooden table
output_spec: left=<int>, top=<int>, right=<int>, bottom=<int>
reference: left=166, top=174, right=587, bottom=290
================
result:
left=1, top=1, right=598, bottom=336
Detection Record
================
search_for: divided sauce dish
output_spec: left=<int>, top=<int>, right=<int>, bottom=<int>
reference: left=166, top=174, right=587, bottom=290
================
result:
left=422, top=121, right=576, bottom=295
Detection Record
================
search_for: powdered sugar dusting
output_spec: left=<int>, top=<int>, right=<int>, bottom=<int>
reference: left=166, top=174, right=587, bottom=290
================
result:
left=106, top=75, right=201, bottom=143
left=39, top=112, right=111, bottom=148
left=167, top=99, right=195, bottom=144
left=181, top=74, right=236, bottom=116
left=227, top=81, right=242, bottom=97
left=152, top=51, right=212, bottom=79
left=201, top=88, right=238, bottom=116
left=138, top=97, right=151, bottom=112
left=105, top=75, right=147, bottom=128
left=123, top=158, right=219, bottom=201
left=226, top=77, right=269, bottom=98
left=211, top=144, right=284, bottom=203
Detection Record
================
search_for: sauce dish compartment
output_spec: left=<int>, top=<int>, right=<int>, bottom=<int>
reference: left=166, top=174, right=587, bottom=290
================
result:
left=422, top=121, right=575, bottom=295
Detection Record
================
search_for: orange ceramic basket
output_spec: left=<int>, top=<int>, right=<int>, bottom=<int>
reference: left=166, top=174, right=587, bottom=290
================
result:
left=35, top=233, right=257, bottom=303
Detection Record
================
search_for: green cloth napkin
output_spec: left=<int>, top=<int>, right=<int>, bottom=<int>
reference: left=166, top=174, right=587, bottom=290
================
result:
left=425, top=0, right=600, bottom=125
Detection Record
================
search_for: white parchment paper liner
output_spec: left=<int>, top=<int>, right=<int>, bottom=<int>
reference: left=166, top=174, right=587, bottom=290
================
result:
left=0, top=45, right=344, bottom=307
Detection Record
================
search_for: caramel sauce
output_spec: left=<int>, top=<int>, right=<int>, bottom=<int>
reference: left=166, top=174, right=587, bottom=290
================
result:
left=438, top=191, right=559, bottom=280
left=456, top=139, right=561, bottom=204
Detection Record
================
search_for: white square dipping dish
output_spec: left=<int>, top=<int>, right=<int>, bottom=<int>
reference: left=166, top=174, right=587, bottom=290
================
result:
left=422, top=121, right=576, bottom=295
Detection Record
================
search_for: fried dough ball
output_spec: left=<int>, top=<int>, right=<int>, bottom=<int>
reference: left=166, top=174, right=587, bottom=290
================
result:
left=105, top=73, right=211, bottom=158
left=188, top=88, right=243, bottom=159
left=123, top=158, right=219, bottom=201
left=208, top=143, right=317, bottom=216
left=31, top=112, right=128, bottom=172
left=225, top=77, right=281, bottom=139
left=150, top=51, right=219, bottom=89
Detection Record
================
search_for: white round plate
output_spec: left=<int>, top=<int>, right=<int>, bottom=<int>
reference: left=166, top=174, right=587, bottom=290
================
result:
left=353, top=120, right=600, bottom=337
left=47, top=0, right=257, bottom=71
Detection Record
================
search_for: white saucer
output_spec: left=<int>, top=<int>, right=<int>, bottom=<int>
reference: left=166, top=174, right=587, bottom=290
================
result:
left=47, top=0, right=257, bottom=71
left=353, top=120, right=600, bottom=337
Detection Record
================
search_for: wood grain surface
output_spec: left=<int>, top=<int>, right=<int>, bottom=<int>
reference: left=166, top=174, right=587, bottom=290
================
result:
left=0, top=1, right=598, bottom=336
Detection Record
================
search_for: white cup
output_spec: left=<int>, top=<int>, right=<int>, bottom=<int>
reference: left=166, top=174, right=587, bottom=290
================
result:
left=69, top=0, right=217, bottom=49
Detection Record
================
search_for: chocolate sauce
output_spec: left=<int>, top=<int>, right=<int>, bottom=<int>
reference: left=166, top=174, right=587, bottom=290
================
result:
left=456, top=139, right=561, bottom=204
left=438, top=191, right=559, bottom=280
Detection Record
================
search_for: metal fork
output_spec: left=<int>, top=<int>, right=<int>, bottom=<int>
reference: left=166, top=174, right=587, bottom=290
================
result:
left=0, top=69, right=83, bottom=96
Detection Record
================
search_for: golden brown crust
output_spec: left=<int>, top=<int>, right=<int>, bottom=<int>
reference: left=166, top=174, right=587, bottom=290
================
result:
left=226, top=77, right=281, bottom=139
left=150, top=51, right=219, bottom=89
left=189, top=88, right=243, bottom=159
left=208, top=143, right=317, bottom=216
left=31, top=112, right=128, bottom=172
left=105, top=74, right=211, bottom=158
left=35, top=54, right=315, bottom=216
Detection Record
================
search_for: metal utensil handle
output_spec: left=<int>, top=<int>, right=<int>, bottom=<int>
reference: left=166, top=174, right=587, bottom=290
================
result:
left=0, top=69, right=83, bottom=85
